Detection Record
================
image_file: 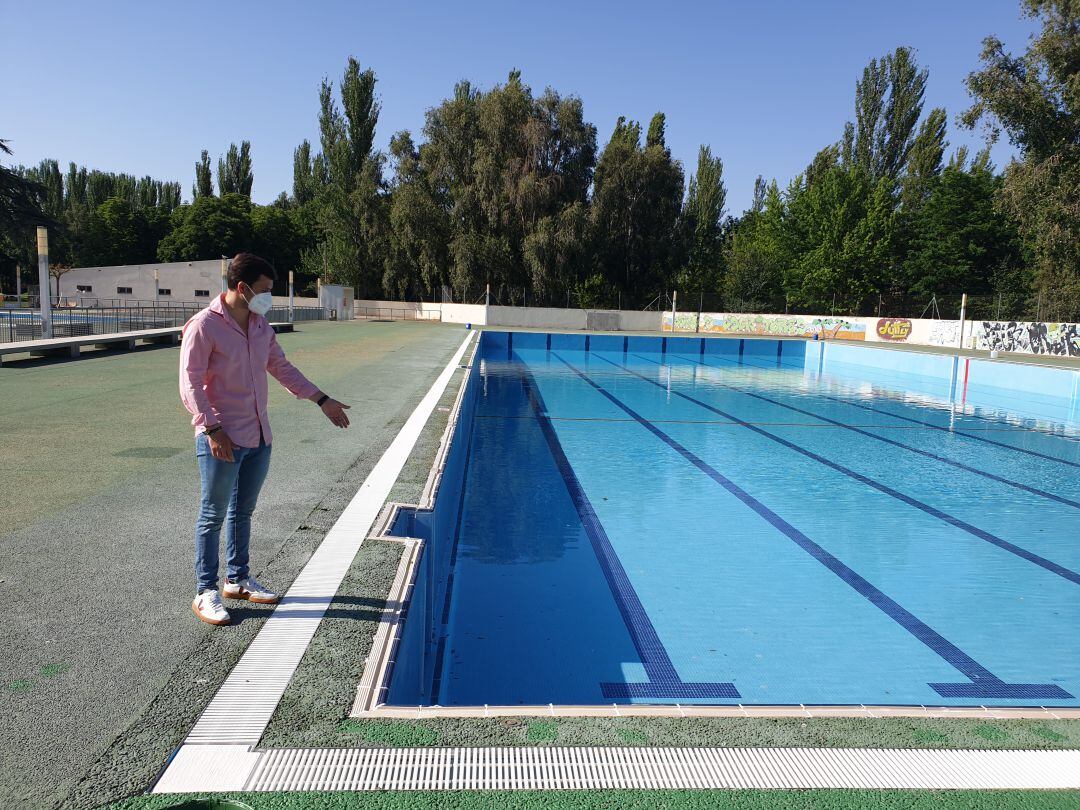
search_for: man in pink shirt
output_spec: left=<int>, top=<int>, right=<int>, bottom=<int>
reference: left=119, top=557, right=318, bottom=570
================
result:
left=180, top=252, right=350, bottom=626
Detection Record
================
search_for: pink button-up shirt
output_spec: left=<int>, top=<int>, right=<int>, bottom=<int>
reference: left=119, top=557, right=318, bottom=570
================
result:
left=179, top=293, right=320, bottom=447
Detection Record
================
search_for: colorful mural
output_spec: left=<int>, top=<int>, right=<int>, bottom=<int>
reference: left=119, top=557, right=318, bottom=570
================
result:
left=977, top=321, right=1080, bottom=357
left=693, top=313, right=866, bottom=341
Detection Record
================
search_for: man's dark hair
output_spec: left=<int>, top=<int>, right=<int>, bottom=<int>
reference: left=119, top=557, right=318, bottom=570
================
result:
left=227, top=252, right=277, bottom=290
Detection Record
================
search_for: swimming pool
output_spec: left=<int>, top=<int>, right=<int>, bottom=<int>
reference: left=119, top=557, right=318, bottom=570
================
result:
left=383, top=332, right=1080, bottom=708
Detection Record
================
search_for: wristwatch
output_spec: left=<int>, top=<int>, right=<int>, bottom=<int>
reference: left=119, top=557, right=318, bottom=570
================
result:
left=316, top=394, right=329, bottom=407
left=205, top=425, right=223, bottom=436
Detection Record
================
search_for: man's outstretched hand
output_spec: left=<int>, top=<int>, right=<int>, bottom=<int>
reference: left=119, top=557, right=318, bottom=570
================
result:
left=321, top=398, right=351, bottom=428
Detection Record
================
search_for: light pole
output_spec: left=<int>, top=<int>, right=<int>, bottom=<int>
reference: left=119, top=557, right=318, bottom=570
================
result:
left=288, top=270, right=295, bottom=323
left=37, top=227, right=52, bottom=338
left=220, top=256, right=228, bottom=294
left=154, top=268, right=160, bottom=305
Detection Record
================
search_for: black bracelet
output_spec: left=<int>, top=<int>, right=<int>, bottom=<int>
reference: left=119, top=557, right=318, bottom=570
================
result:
left=205, top=425, right=222, bottom=436
left=316, top=394, right=329, bottom=407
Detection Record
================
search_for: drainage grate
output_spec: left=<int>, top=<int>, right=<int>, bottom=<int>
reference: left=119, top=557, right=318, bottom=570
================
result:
left=242, top=746, right=1080, bottom=791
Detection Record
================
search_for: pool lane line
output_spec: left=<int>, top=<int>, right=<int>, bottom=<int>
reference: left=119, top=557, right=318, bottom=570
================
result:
left=650, top=351, right=1080, bottom=511
left=716, top=353, right=1080, bottom=464
left=551, top=351, right=1072, bottom=701
left=515, top=354, right=740, bottom=701
left=595, top=352, right=1080, bottom=588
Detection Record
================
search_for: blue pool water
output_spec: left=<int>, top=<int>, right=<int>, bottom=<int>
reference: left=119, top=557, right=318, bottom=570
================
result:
left=387, top=333, right=1080, bottom=707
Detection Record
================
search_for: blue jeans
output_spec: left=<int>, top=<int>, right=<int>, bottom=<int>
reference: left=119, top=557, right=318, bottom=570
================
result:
left=194, top=433, right=272, bottom=594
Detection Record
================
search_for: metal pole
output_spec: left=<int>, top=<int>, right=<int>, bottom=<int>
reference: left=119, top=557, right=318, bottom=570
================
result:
left=957, top=292, right=967, bottom=350
left=15, top=264, right=21, bottom=303
left=154, top=268, right=159, bottom=304
left=288, top=270, right=295, bottom=323
left=671, top=289, right=678, bottom=332
left=485, top=283, right=490, bottom=307
left=220, top=256, right=228, bottom=294
left=697, top=292, right=702, bottom=333
left=36, top=227, right=52, bottom=338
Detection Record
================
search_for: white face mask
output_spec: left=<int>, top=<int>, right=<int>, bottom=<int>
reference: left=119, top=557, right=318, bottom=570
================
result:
left=244, top=287, right=274, bottom=316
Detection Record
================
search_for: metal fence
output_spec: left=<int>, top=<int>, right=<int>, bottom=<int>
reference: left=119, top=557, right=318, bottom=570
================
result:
left=355, top=306, right=439, bottom=321
left=0, top=303, right=326, bottom=343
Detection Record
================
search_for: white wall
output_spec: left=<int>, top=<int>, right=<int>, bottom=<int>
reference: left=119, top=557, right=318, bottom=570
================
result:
left=59, top=259, right=225, bottom=303
left=488, top=305, right=586, bottom=329
left=352, top=299, right=664, bottom=332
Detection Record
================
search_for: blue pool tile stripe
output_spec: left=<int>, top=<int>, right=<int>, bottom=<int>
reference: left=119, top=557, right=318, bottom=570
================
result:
left=657, top=352, right=1080, bottom=511
left=720, top=354, right=1080, bottom=465
left=553, top=352, right=1071, bottom=701
left=515, top=356, right=740, bottom=700
left=609, top=353, right=1080, bottom=588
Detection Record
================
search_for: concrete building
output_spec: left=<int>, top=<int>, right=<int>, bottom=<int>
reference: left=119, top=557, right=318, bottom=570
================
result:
left=57, top=259, right=227, bottom=304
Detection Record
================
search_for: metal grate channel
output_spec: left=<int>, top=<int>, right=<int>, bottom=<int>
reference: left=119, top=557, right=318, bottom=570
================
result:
left=245, top=746, right=1080, bottom=791
left=181, top=332, right=476, bottom=748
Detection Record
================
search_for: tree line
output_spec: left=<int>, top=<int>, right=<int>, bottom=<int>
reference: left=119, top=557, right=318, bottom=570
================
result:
left=1, top=0, right=1076, bottom=318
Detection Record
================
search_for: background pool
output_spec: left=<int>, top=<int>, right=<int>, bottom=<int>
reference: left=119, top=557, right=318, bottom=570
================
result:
left=387, top=333, right=1080, bottom=707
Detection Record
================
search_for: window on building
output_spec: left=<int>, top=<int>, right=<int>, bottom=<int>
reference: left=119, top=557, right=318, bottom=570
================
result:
left=117, top=286, right=133, bottom=295
left=158, top=288, right=171, bottom=296
left=194, top=289, right=210, bottom=297
left=76, top=284, right=93, bottom=293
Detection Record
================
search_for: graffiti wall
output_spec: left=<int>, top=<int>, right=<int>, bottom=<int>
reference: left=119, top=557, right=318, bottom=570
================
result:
left=664, top=312, right=867, bottom=340
left=976, top=321, right=1080, bottom=357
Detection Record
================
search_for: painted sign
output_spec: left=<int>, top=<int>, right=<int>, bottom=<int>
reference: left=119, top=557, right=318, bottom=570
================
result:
left=876, top=318, right=912, bottom=342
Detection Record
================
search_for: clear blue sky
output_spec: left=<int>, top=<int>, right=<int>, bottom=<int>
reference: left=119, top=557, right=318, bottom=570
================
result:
left=2, top=0, right=1037, bottom=214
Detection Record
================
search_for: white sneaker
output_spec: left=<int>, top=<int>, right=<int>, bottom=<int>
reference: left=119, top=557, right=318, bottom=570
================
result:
left=222, top=575, right=280, bottom=605
left=192, top=589, right=231, bottom=626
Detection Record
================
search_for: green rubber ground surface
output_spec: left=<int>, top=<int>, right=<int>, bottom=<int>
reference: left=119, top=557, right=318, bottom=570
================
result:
left=0, top=320, right=467, bottom=809
left=104, top=788, right=1080, bottom=809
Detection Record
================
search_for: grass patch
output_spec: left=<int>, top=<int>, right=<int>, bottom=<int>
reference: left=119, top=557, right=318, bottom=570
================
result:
left=339, top=720, right=439, bottom=747
left=526, top=720, right=558, bottom=743
left=973, top=724, right=1010, bottom=742
left=616, top=727, right=650, bottom=745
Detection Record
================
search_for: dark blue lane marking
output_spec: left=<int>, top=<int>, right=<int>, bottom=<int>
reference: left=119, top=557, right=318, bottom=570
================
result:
left=653, top=351, right=1080, bottom=511
left=717, top=353, right=1080, bottom=466
left=603, top=353, right=1080, bottom=588
left=515, top=355, right=740, bottom=701
left=552, top=352, right=1072, bottom=701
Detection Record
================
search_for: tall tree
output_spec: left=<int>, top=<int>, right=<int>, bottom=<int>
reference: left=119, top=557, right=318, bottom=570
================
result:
left=590, top=115, right=683, bottom=306
left=193, top=150, right=213, bottom=199
left=292, top=139, right=316, bottom=205
left=217, top=141, right=254, bottom=197
left=301, top=57, right=387, bottom=292
left=963, top=0, right=1080, bottom=319
left=724, top=180, right=788, bottom=312
left=847, top=47, right=929, bottom=182
left=676, top=145, right=727, bottom=298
